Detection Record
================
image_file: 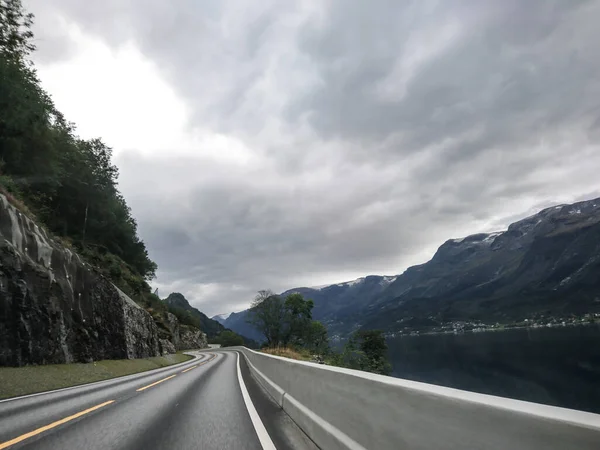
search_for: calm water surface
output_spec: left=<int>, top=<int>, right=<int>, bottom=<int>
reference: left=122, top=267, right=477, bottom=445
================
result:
left=387, top=325, right=600, bottom=414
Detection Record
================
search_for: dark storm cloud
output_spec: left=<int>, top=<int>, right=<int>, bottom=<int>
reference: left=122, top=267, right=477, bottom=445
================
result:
left=25, top=0, right=600, bottom=315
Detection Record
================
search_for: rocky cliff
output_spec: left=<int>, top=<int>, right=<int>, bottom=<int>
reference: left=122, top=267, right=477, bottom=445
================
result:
left=179, top=325, right=208, bottom=350
left=0, top=194, right=162, bottom=366
left=158, top=311, right=207, bottom=352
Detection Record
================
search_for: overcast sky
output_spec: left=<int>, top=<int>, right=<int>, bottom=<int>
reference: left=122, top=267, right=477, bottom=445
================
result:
left=25, top=0, right=600, bottom=316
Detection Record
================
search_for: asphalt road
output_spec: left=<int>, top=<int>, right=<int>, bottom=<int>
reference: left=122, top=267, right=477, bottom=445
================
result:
left=0, top=351, right=317, bottom=450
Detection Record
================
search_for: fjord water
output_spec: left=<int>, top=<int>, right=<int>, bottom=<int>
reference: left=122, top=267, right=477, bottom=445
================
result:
left=387, top=325, right=600, bottom=414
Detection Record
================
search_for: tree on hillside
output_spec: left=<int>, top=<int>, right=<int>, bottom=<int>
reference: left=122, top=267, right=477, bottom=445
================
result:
left=0, top=0, right=34, bottom=61
left=0, top=0, right=157, bottom=283
left=247, top=290, right=286, bottom=346
left=166, top=305, right=201, bottom=329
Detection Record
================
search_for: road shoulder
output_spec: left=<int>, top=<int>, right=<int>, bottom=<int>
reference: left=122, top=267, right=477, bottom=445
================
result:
left=237, top=351, right=319, bottom=450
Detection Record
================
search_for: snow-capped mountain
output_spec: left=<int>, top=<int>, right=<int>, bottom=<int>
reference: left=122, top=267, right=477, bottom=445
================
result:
left=220, top=197, right=600, bottom=338
left=310, top=275, right=397, bottom=291
left=219, top=275, right=401, bottom=339
left=358, top=196, right=600, bottom=332
left=211, top=312, right=233, bottom=325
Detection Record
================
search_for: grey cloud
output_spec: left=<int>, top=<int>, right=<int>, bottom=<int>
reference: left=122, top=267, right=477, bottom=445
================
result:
left=295, top=0, right=599, bottom=150
left=25, top=0, right=600, bottom=315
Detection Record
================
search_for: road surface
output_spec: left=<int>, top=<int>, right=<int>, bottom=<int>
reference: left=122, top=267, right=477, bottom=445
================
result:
left=0, top=351, right=316, bottom=450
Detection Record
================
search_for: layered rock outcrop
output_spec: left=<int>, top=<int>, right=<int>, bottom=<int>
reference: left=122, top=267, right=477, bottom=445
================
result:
left=157, top=312, right=207, bottom=352
left=0, top=194, right=161, bottom=366
left=179, top=325, right=208, bottom=350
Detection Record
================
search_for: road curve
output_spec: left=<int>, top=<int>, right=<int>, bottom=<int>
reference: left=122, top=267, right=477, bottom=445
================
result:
left=0, top=350, right=315, bottom=450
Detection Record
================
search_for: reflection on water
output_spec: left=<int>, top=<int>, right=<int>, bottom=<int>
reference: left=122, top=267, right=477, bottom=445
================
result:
left=387, top=325, right=600, bottom=414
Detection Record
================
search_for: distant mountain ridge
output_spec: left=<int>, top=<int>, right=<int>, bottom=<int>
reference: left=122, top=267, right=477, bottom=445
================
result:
left=211, top=312, right=233, bottom=325
left=218, top=197, right=600, bottom=338
left=164, top=293, right=225, bottom=338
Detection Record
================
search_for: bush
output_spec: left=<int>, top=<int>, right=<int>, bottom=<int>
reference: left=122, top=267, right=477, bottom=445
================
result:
left=330, top=330, right=391, bottom=375
left=216, top=330, right=244, bottom=347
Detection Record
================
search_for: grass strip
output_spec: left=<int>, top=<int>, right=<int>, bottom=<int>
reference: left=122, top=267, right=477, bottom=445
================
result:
left=260, top=347, right=312, bottom=361
left=0, top=353, right=193, bottom=400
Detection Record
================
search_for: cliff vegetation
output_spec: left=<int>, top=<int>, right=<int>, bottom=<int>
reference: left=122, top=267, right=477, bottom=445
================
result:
left=0, top=0, right=206, bottom=361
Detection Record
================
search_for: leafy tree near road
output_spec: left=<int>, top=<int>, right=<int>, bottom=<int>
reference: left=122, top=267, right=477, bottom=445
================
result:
left=247, top=290, right=287, bottom=346
left=305, top=320, right=329, bottom=354
left=281, top=293, right=314, bottom=346
left=248, top=290, right=390, bottom=374
left=218, top=330, right=245, bottom=347
left=338, top=330, right=391, bottom=375
left=248, top=290, right=319, bottom=349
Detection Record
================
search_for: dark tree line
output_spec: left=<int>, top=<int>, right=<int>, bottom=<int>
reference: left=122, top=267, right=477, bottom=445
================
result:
left=0, top=0, right=157, bottom=282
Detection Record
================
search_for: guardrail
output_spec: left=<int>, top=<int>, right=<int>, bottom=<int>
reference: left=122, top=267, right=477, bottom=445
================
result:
left=232, top=347, right=600, bottom=450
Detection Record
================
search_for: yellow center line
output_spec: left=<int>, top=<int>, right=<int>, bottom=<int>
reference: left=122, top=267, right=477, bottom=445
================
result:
left=136, top=374, right=177, bottom=392
left=182, top=364, right=198, bottom=373
left=0, top=400, right=114, bottom=450
left=181, top=354, right=217, bottom=373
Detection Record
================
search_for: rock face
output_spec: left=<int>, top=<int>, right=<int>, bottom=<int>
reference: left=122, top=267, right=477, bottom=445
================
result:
left=162, top=312, right=181, bottom=350
left=179, top=325, right=207, bottom=350
left=0, top=194, right=161, bottom=366
left=155, top=312, right=207, bottom=353
left=159, top=339, right=176, bottom=356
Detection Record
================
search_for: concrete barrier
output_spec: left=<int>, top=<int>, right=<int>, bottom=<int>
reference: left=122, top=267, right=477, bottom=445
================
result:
left=232, top=347, right=600, bottom=450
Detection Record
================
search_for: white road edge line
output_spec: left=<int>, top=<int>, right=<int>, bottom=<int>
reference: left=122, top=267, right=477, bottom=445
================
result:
left=236, top=352, right=277, bottom=450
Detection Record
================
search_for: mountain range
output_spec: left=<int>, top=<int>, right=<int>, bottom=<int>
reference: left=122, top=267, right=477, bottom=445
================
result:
left=214, top=197, right=600, bottom=340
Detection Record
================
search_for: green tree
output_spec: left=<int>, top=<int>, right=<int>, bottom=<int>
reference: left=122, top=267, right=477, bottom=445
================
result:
left=331, top=330, right=391, bottom=375
left=248, top=290, right=320, bottom=348
left=166, top=305, right=201, bottom=329
left=247, top=290, right=286, bottom=346
left=354, top=330, right=392, bottom=375
left=282, top=293, right=314, bottom=346
left=0, top=0, right=35, bottom=62
left=218, top=330, right=244, bottom=347
left=305, top=320, right=329, bottom=354
left=0, top=0, right=157, bottom=284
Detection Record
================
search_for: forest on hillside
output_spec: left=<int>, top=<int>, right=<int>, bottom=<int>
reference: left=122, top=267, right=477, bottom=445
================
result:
left=0, top=0, right=157, bottom=304
left=0, top=1, right=254, bottom=347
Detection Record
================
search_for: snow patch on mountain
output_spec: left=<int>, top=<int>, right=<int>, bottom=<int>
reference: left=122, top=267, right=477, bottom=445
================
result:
left=212, top=312, right=232, bottom=322
left=338, top=277, right=365, bottom=287
left=482, top=231, right=504, bottom=243
left=451, top=231, right=504, bottom=246
left=380, top=276, right=397, bottom=287
left=310, top=275, right=397, bottom=291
